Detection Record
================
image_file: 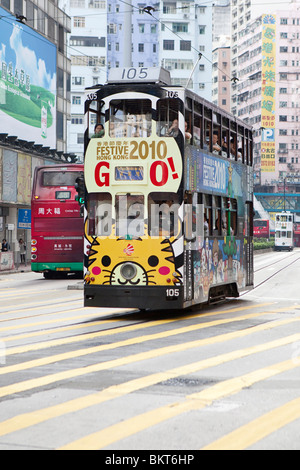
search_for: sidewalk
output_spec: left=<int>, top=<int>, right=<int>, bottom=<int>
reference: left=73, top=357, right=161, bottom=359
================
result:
left=0, top=264, right=32, bottom=275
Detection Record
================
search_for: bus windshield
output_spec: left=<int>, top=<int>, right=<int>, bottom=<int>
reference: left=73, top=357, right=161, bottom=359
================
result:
left=42, top=171, right=81, bottom=187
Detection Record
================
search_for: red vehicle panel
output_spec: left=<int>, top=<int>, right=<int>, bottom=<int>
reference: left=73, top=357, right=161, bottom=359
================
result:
left=253, top=219, right=270, bottom=238
left=31, top=164, right=84, bottom=278
left=294, top=223, right=300, bottom=247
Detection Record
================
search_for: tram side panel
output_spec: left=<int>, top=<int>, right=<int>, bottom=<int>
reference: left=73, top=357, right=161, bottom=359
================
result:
left=183, top=148, right=253, bottom=308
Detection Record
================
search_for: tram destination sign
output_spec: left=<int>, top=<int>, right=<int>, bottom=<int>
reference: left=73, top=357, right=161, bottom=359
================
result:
left=107, top=67, right=171, bottom=85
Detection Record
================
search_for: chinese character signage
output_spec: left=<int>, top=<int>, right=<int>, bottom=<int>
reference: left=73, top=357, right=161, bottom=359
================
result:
left=0, top=6, right=57, bottom=148
left=261, top=14, right=276, bottom=172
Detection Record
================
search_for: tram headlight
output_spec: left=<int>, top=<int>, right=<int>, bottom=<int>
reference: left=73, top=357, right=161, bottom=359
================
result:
left=120, top=263, right=137, bottom=281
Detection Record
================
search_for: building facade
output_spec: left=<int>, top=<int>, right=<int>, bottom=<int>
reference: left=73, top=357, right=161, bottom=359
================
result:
left=212, top=45, right=231, bottom=113
left=236, top=4, right=300, bottom=187
left=0, top=0, right=72, bottom=268
left=63, top=0, right=213, bottom=158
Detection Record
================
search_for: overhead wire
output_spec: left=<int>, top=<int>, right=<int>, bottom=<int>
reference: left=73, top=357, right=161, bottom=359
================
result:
left=1, top=1, right=299, bottom=89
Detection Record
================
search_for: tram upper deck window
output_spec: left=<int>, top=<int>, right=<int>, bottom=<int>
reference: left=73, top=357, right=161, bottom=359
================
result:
left=109, top=99, right=152, bottom=138
left=204, top=107, right=212, bottom=151
left=222, top=117, right=230, bottom=158
left=193, top=113, right=202, bottom=147
left=88, top=100, right=105, bottom=138
left=237, top=125, right=245, bottom=162
left=156, top=98, right=179, bottom=137
left=212, top=113, right=221, bottom=155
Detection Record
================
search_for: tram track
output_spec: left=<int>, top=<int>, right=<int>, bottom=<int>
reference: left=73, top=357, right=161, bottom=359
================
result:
left=254, top=251, right=297, bottom=273
left=244, top=250, right=300, bottom=296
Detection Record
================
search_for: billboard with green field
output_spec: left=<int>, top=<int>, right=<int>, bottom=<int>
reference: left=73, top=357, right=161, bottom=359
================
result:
left=0, top=7, right=56, bottom=148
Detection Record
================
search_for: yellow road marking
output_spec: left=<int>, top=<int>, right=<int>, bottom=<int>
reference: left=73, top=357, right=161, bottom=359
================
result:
left=3, top=302, right=273, bottom=353
left=202, top=396, right=300, bottom=450
left=0, top=288, right=60, bottom=299
left=0, top=308, right=131, bottom=333
left=58, top=355, right=300, bottom=450
left=0, top=333, right=299, bottom=440
left=0, top=298, right=82, bottom=318
left=0, top=313, right=299, bottom=398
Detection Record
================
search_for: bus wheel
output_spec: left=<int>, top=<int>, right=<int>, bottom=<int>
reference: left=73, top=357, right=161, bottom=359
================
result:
left=43, top=272, right=53, bottom=279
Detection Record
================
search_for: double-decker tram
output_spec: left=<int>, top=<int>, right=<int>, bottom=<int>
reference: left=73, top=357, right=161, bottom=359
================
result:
left=83, top=67, right=254, bottom=309
left=274, top=211, right=294, bottom=251
left=31, top=164, right=84, bottom=278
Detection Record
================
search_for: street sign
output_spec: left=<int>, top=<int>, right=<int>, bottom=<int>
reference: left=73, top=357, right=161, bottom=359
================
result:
left=17, top=209, right=31, bottom=229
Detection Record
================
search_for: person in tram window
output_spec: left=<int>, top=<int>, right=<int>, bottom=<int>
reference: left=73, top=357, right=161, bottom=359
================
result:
left=166, top=119, right=179, bottom=137
left=212, top=131, right=221, bottom=154
left=91, top=123, right=104, bottom=138
left=185, top=121, right=192, bottom=143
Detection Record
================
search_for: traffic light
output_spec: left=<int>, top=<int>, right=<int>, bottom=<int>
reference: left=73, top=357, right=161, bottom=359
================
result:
left=75, top=174, right=85, bottom=206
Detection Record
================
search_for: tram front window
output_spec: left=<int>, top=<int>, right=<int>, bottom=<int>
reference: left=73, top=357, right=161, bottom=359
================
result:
left=109, top=99, right=152, bottom=137
left=115, top=194, right=145, bottom=238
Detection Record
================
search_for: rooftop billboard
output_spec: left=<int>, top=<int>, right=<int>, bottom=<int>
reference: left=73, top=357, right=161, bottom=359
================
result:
left=0, top=7, right=57, bottom=148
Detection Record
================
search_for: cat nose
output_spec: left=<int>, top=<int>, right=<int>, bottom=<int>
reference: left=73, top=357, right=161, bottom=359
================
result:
left=120, top=262, right=137, bottom=280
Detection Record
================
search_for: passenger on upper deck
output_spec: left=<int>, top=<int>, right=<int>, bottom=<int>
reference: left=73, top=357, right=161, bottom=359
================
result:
left=91, top=123, right=104, bottom=138
left=212, top=131, right=221, bottom=154
left=185, top=122, right=192, bottom=143
left=166, top=119, right=179, bottom=137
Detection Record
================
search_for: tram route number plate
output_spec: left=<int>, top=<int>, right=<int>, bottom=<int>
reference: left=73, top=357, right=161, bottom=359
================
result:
left=166, top=288, right=180, bottom=300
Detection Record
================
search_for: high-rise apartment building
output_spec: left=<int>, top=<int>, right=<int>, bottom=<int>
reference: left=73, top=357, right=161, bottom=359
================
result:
left=61, top=0, right=107, bottom=157
left=62, top=0, right=213, bottom=158
left=236, top=3, right=300, bottom=186
left=212, top=45, right=231, bottom=112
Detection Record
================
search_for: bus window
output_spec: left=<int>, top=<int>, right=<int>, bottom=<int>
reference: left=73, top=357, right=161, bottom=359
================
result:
left=109, top=99, right=152, bottom=137
left=88, top=193, right=112, bottom=236
left=42, top=171, right=80, bottom=187
left=157, top=98, right=179, bottom=137
left=148, top=192, right=179, bottom=238
left=115, top=194, right=144, bottom=238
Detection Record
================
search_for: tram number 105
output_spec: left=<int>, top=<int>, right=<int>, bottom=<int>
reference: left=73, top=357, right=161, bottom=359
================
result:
left=166, top=288, right=180, bottom=300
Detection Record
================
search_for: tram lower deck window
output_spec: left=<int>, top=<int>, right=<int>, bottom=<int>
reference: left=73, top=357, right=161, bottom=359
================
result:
left=88, top=193, right=112, bottom=236
left=115, top=194, right=145, bottom=238
left=148, top=192, right=180, bottom=238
